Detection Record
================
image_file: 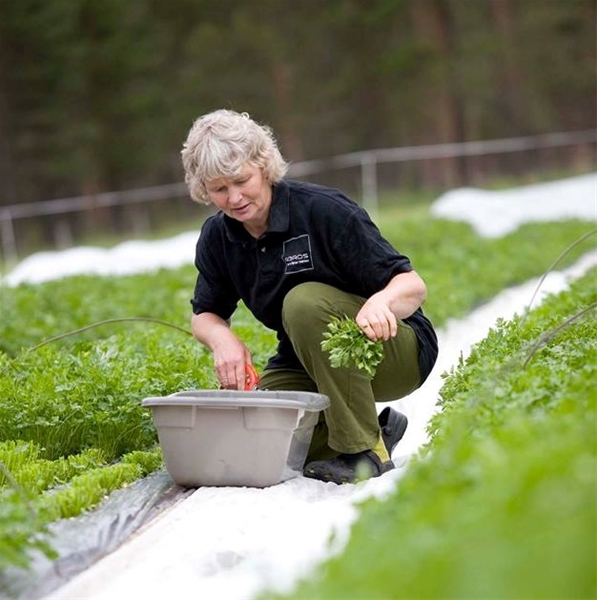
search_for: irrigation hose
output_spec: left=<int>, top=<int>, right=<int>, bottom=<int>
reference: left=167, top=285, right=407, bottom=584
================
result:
left=522, top=301, right=597, bottom=368
left=521, top=228, right=596, bottom=326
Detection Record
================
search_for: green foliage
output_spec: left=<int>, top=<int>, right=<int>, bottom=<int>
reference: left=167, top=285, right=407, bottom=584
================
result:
left=0, top=447, right=162, bottom=571
left=0, top=485, right=57, bottom=570
left=0, top=264, right=276, bottom=572
left=0, top=442, right=105, bottom=494
left=321, top=316, right=384, bottom=379
left=379, top=216, right=594, bottom=326
left=281, top=267, right=597, bottom=600
left=0, top=265, right=198, bottom=356
left=0, top=331, right=212, bottom=460
left=0, top=213, right=593, bottom=575
left=35, top=449, right=163, bottom=522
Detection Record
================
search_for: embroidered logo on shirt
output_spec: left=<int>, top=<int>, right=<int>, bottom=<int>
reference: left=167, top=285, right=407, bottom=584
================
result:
left=282, top=234, right=314, bottom=274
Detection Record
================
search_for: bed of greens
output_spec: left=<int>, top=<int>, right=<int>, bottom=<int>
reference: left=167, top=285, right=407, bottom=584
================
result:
left=280, top=264, right=596, bottom=600
left=0, top=209, right=593, bottom=586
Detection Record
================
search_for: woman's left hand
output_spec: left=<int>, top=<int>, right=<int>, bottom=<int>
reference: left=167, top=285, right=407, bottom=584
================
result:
left=356, top=271, right=427, bottom=340
left=356, top=298, right=397, bottom=341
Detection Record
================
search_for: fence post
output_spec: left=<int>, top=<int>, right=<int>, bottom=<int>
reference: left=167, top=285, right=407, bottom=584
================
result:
left=361, top=153, right=379, bottom=220
left=0, top=208, right=18, bottom=266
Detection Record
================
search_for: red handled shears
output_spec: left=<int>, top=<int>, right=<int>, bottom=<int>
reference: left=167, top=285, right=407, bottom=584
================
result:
left=244, top=364, right=260, bottom=390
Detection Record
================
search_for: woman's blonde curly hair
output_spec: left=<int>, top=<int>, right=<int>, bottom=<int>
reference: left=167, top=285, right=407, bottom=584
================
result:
left=181, top=109, right=289, bottom=204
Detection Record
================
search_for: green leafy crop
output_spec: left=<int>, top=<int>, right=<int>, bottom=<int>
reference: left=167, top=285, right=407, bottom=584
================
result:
left=0, top=213, right=593, bottom=576
left=321, top=316, right=384, bottom=379
left=282, top=266, right=597, bottom=600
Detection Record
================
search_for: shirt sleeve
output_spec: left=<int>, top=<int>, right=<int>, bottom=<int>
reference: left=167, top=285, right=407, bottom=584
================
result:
left=190, top=219, right=240, bottom=318
left=330, top=204, right=413, bottom=296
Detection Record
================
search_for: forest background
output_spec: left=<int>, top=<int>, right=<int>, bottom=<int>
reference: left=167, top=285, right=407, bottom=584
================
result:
left=0, top=0, right=595, bottom=259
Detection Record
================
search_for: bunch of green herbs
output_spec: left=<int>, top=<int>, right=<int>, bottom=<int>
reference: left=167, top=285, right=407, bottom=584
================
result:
left=321, top=316, right=384, bottom=379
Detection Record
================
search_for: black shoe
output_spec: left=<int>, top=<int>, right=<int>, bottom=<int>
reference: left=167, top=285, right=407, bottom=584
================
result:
left=378, top=407, right=408, bottom=456
left=303, top=450, right=395, bottom=485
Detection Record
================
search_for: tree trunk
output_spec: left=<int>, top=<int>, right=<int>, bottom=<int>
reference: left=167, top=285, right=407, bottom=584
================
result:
left=271, top=60, right=303, bottom=161
left=489, top=0, right=527, bottom=136
left=410, top=0, right=466, bottom=187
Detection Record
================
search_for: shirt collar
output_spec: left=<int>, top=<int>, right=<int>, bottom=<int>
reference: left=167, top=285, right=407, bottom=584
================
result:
left=222, top=181, right=290, bottom=242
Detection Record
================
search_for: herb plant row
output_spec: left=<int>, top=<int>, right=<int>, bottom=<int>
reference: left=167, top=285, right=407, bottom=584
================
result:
left=0, top=213, right=593, bottom=574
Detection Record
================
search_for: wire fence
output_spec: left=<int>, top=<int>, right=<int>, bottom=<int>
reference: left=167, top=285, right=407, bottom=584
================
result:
left=1, top=129, right=595, bottom=265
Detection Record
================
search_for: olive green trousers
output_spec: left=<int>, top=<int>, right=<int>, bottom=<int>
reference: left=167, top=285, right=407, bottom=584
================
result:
left=259, top=282, right=421, bottom=462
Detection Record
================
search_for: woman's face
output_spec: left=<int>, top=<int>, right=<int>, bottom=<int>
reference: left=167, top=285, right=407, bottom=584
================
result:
left=205, top=163, right=272, bottom=237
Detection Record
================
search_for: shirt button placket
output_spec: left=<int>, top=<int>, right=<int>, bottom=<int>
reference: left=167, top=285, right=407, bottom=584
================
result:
left=257, top=243, right=275, bottom=276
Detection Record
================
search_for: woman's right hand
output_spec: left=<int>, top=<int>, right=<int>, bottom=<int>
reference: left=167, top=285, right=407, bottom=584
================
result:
left=212, top=335, right=253, bottom=390
left=191, top=312, right=253, bottom=390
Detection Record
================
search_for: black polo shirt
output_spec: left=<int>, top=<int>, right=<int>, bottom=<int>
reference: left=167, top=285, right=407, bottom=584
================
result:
left=191, top=179, right=437, bottom=379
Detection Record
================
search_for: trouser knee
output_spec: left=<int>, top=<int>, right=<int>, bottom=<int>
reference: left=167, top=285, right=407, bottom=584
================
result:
left=282, top=282, right=359, bottom=345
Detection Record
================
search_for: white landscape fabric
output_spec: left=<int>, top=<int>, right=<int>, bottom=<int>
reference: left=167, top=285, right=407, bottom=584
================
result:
left=5, top=174, right=594, bottom=600
left=3, top=231, right=200, bottom=286
left=431, top=172, right=596, bottom=237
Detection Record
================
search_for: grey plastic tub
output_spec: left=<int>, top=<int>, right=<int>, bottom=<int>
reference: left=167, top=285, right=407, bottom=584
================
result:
left=142, top=390, right=329, bottom=488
